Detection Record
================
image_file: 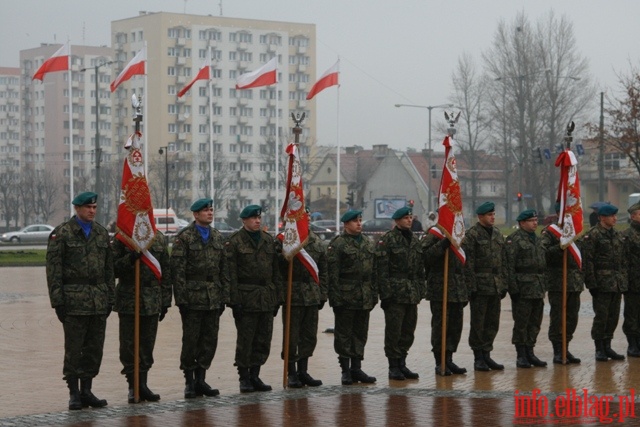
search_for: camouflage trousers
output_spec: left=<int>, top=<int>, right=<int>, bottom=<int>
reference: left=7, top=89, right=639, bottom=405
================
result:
left=383, top=303, right=418, bottom=358
left=62, top=315, right=107, bottom=380
left=333, top=308, right=370, bottom=360
left=591, top=291, right=621, bottom=340
left=234, top=311, right=274, bottom=368
left=623, top=292, right=640, bottom=338
left=511, top=297, right=543, bottom=346
left=430, top=301, right=465, bottom=353
left=281, top=305, right=319, bottom=361
left=468, top=294, right=502, bottom=352
left=119, top=313, right=158, bottom=375
left=548, top=291, right=581, bottom=343
left=180, top=309, right=220, bottom=371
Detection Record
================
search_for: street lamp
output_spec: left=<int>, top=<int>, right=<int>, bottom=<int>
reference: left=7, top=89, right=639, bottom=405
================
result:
left=158, top=146, right=169, bottom=233
left=81, top=60, right=113, bottom=224
left=394, top=103, right=456, bottom=213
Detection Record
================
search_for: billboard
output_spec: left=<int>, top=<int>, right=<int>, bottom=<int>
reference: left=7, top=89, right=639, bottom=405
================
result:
left=374, top=199, right=406, bottom=219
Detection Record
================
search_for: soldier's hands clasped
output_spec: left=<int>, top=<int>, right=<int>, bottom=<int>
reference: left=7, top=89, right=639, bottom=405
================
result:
left=380, top=299, right=392, bottom=310
left=54, top=306, right=66, bottom=323
left=159, top=306, right=168, bottom=322
left=318, top=301, right=325, bottom=311
left=231, top=304, right=243, bottom=321
left=218, top=303, right=225, bottom=316
left=273, top=305, right=280, bottom=317
left=439, top=238, right=451, bottom=250
left=129, top=250, right=143, bottom=265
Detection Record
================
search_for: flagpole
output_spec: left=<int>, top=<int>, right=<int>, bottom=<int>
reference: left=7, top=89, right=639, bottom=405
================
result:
left=562, top=249, right=568, bottom=364
left=209, top=48, right=215, bottom=203
left=283, top=259, right=294, bottom=388
left=275, top=75, right=280, bottom=232
left=441, top=250, right=449, bottom=376
left=132, top=97, right=143, bottom=404
left=335, top=79, right=341, bottom=233
left=68, top=49, right=74, bottom=218
left=143, top=42, right=148, bottom=176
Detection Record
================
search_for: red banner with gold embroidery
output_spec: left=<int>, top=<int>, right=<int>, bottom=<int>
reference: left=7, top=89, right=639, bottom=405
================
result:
left=115, top=131, right=161, bottom=280
left=554, top=148, right=584, bottom=268
left=280, top=143, right=309, bottom=261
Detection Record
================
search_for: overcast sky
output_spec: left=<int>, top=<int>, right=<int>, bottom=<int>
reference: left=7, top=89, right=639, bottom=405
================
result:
left=2, top=0, right=639, bottom=151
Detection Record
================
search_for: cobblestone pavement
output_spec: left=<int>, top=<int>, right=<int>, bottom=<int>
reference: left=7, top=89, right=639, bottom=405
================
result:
left=1, top=267, right=639, bottom=426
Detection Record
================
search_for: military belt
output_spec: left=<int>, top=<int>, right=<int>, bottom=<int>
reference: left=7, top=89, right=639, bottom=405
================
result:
left=187, top=274, right=215, bottom=282
left=239, top=278, right=267, bottom=286
left=515, top=267, right=544, bottom=274
left=475, top=267, right=498, bottom=274
left=63, top=278, right=98, bottom=285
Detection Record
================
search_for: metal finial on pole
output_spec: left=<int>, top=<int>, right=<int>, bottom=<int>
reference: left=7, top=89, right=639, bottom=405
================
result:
left=564, top=121, right=575, bottom=150
left=445, top=110, right=461, bottom=137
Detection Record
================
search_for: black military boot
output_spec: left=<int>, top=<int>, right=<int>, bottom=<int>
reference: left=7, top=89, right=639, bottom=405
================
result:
left=339, top=357, right=353, bottom=385
left=399, top=356, right=419, bottom=379
left=434, top=352, right=451, bottom=376
left=125, top=373, right=136, bottom=403
left=483, top=350, right=504, bottom=370
left=515, top=345, right=531, bottom=368
left=525, top=346, right=547, bottom=367
left=297, top=358, right=322, bottom=386
left=194, top=367, right=219, bottom=397
left=388, top=358, right=405, bottom=381
left=249, top=366, right=272, bottom=391
left=237, top=367, right=254, bottom=393
left=287, top=362, right=303, bottom=388
left=473, top=349, right=490, bottom=371
left=80, top=378, right=108, bottom=408
left=446, top=351, right=467, bottom=375
left=604, top=339, right=625, bottom=360
left=552, top=341, right=564, bottom=364
left=183, top=370, right=196, bottom=399
left=140, top=371, right=161, bottom=402
left=350, top=358, right=376, bottom=383
left=626, top=335, right=640, bottom=357
left=565, top=346, right=581, bottom=364
left=595, top=340, right=609, bottom=361
left=66, top=378, right=82, bottom=411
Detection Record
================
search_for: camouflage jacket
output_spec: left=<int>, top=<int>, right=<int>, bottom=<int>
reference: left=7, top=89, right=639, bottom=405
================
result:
left=421, top=232, right=469, bottom=302
left=583, top=224, right=628, bottom=292
left=461, top=222, right=508, bottom=295
left=276, top=231, right=328, bottom=306
left=375, top=227, right=425, bottom=304
left=45, top=217, right=115, bottom=315
left=171, top=223, right=228, bottom=310
left=225, top=228, right=280, bottom=312
left=539, top=226, right=584, bottom=293
left=505, top=228, right=546, bottom=298
left=112, top=232, right=173, bottom=315
left=622, top=222, right=640, bottom=293
left=327, top=233, right=377, bottom=310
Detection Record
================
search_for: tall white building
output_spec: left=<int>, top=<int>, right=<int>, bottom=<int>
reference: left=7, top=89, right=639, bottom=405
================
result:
left=0, top=67, right=21, bottom=225
left=111, top=11, right=317, bottom=225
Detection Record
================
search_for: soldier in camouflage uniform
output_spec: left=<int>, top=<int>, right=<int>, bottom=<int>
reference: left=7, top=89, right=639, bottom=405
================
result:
left=171, top=198, right=228, bottom=398
left=506, top=209, right=547, bottom=369
left=46, top=192, right=114, bottom=410
left=539, top=203, right=583, bottom=364
left=375, top=206, right=425, bottom=380
left=461, top=202, right=508, bottom=371
left=112, top=230, right=172, bottom=402
left=583, top=204, right=628, bottom=361
left=276, top=210, right=328, bottom=388
left=422, top=225, right=469, bottom=376
left=328, top=210, right=377, bottom=385
left=622, top=203, right=640, bottom=358
left=226, top=205, right=280, bottom=393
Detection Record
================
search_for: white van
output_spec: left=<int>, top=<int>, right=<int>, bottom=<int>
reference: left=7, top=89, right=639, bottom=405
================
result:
left=153, top=208, right=179, bottom=234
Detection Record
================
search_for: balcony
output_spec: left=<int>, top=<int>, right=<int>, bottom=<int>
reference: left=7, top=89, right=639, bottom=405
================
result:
left=297, top=82, right=307, bottom=90
left=176, top=57, right=187, bottom=66
left=237, top=98, right=248, bottom=106
left=177, top=132, right=187, bottom=141
left=238, top=42, right=248, bottom=51
left=237, top=116, right=248, bottom=124
left=297, top=46, right=307, bottom=54
left=177, top=76, right=187, bottom=84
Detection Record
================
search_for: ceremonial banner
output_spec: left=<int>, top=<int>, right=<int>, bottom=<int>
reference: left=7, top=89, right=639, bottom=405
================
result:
left=280, top=143, right=309, bottom=261
left=306, top=60, right=339, bottom=100
left=432, top=135, right=466, bottom=264
left=115, top=131, right=161, bottom=280
left=111, top=47, right=146, bottom=92
left=32, top=43, right=69, bottom=81
left=236, top=57, right=277, bottom=89
left=554, top=147, right=584, bottom=268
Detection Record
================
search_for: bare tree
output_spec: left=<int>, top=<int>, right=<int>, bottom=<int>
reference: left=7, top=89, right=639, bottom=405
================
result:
left=35, top=169, right=62, bottom=224
left=0, top=167, right=19, bottom=228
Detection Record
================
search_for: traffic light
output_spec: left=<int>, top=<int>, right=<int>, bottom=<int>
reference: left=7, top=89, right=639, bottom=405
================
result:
left=346, top=191, right=354, bottom=207
left=407, top=199, right=414, bottom=208
left=517, top=192, right=523, bottom=202
left=431, top=164, right=437, bottom=178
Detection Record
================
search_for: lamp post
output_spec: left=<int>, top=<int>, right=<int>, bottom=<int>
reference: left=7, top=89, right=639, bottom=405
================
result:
left=394, top=103, right=455, bottom=213
left=81, top=60, right=113, bottom=224
left=158, top=146, right=169, bottom=233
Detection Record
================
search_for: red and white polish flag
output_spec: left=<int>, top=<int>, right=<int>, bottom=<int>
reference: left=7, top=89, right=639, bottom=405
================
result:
left=235, top=57, right=277, bottom=89
left=32, top=43, right=70, bottom=81
left=178, top=52, right=211, bottom=97
left=110, top=47, right=146, bottom=92
left=306, top=60, right=339, bottom=100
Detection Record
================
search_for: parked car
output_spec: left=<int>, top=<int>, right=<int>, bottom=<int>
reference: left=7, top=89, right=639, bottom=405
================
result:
left=0, top=224, right=55, bottom=244
left=214, top=221, right=237, bottom=237
left=311, top=220, right=342, bottom=232
left=361, top=218, right=394, bottom=233
left=310, top=223, right=334, bottom=241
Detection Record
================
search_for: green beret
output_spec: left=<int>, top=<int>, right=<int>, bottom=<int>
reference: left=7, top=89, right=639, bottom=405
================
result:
left=72, top=191, right=98, bottom=206
left=516, top=209, right=537, bottom=222
left=240, top=204, right=262, bottom=218
left=598, top=204, right=618, bottom=216
left=476, top=202, right=495, bottom=215
left=340, top=209, right=362, bottom=223
left=190, top=198, right=213, bottom=212
left=628, top=203, right=640, bottom=214
left=392, top=206, right=412, bottom=220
